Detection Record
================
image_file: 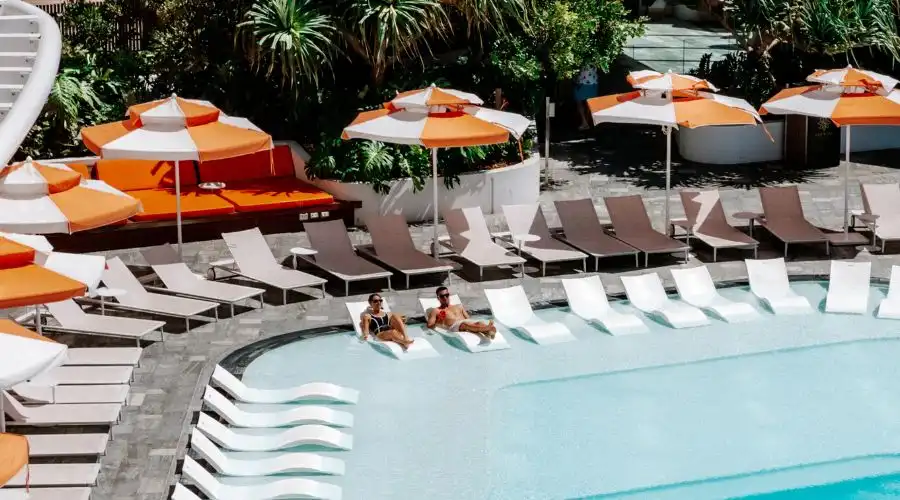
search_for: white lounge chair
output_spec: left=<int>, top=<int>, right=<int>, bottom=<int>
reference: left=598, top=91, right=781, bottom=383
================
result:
left=418, top=295, right=511, bottom=352
left=878, top=266, right=900, bottom=319
left=26, top=433, right=110, bottom=457
left=211, top=365, right=358, bottom=404
left=4, top=463, right=100, bottom=487
left=180, top=455, right=342, bottom=500
left=561, top=276, right=648, bottom=335
left=45, top=299, right=165, bottom=347
left=442, top=207, right=526, bottom=279
left=483, top=286, right=575, bottom=344
left=171, top=484, right=202, bottom=500
left=142, top=244, right=266, bottom=316
left=219, top=228, right=328, bottom=304
left=860, top=182, right=900, bottom=252
left=2, top=391, right=120, bottom=426
left=620, top=273, right=710, bottom=328
left=501, top=203, right=588, bottom=276
left=31, top=365, right=132, bottom=386
left=191, top=429, right=345, bottom=476
left=825, top=260, right=872, bottom=315
left=0, top=488, right=92, bottom=500
left=203, top=386, right=353, bottom=428
left=345, top=300, right=439, bottom=360
left=65, top=347, right=143, bottom=366
left=13, top=382, right=129, bottom=404
left=196, top=413, right=353, bottom=452
left=670, top=266, right=759, bottom=323
left=102, top=257, right=220, bottom=330
left=745, top=258, right=812, bottom=314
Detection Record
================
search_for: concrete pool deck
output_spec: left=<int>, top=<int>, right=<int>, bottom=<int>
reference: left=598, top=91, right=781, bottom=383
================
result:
left=5, top=141, right=900, bottom=499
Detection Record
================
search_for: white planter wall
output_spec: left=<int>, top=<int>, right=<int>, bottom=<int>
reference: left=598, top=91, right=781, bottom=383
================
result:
left=280, top=141, right=541, bottom=225
left=839, top=125, right=900, bottom=154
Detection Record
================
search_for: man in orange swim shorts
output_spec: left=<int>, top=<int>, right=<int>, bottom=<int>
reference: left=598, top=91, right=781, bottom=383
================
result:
left=425, top=286, right=497, bottom=340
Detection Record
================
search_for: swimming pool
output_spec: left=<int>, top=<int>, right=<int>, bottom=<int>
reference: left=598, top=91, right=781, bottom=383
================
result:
left=237, top=280, right=900, bottom=499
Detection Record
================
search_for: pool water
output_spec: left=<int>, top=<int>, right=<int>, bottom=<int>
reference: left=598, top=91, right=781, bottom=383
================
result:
left=238, top=281, right=900, bottom=499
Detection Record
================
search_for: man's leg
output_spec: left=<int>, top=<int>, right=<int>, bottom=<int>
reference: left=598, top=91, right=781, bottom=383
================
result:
left=459, top=321, right=497, bottom=339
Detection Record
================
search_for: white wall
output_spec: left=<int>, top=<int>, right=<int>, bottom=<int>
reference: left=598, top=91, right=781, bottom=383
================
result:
left=677, top=121, right=784, bottom=164
left=281, top=141, right=541, bottom=225
left=840, top=125, right=900, bottom=154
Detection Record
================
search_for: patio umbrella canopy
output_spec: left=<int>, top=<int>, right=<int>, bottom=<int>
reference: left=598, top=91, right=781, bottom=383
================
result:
left=761, top=65, right=900, bottom=235
left=0, top=158, right=140, bottom=234
left=0, top=433, right=29, bottom=486
left=589, top=74, right=768, bottom=229
left=80, top=94, right=274, bottom=255
left=626, top=69, right=718, bottom=93
left=343, top=85, right=530, bottom=255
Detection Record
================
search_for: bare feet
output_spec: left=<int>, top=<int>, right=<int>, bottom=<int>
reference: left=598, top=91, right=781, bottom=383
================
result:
left=487, top=321, right=497, bottom=339
left=401, top=338, right=415, bottom=351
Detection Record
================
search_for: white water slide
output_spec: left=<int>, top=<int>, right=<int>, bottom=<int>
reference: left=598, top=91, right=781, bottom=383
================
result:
left=0, top=0, right=61, bottom=165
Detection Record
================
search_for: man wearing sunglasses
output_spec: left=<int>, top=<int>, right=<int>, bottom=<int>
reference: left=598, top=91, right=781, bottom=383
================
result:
left=426, top=286, right=496, bottom=340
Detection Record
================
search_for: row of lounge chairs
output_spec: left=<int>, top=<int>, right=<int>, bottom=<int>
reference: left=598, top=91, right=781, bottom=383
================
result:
left=347, top=258, right=900, bottom=360
left=172, top=365, right=357, bottom=500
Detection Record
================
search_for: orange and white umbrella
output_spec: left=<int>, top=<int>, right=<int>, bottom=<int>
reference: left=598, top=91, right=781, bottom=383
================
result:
left=807, top=65, right=898, bottom=91
left=343, top=86, right=529, bottom=254
left=589, top=89, right=766, bottom=227
left=0, top=433, right=30, bottom=485
left=0, top=321, right=67, bottom=433
left=81, top=95, right=274, bottom=255
left=627, top=69, right=718, bottom=93
left=0, top=158, right=140, bottom=234
left=762, top=78, right=900, bottom=234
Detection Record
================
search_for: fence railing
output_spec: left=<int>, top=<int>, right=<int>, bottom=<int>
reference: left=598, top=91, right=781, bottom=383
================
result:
left=26, top=0, right=148, bottom=51
left=625, top=33, right=739, bottom=73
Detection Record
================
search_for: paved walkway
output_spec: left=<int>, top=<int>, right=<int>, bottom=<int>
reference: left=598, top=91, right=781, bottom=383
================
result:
left=624, top=20, right=737, bottom=73
left=6, top=137, right=900, bottom=499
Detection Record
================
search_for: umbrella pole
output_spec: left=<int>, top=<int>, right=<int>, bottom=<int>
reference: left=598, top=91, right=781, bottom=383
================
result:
left=175, top=159, right=183, bottom=257
left=664, top=126, right=672, bottom=233
left=844, top=125, right=851, bottom=233
left=1, top=397, right=4, bottom=432
left=34, top=305, right=41, bottom=335
left=432, top=148, right=439, bottom=257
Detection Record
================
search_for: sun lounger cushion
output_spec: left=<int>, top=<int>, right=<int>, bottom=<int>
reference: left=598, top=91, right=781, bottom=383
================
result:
left=95, top=159, right=198, bottom=191
left=128, top=188, right=235, bottom=221
left=196, top=145, right=293, bottom=182
left=216, top=178, right=334, bottom=212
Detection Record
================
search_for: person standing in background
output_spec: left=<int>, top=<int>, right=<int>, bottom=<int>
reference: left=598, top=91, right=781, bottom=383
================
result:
left=574, top=66, right=599, bottom=130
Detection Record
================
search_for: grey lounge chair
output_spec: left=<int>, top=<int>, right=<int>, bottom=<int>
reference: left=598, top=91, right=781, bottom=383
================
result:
left=304, top=219, right=394, bottom=296
left=680, top=190, right=758, bottom=261
left=0, top=489, right=92, bottom=500
left=604, top=195, right=690, bottom=267
left=501, top=203, right=588, bottom=275
left=218, top=228, right=328, bottom=304
left=26, top=433, right=110, bottom=457
left=359, top=214, right=453, bottom=288
left=553, top=199, right=640, bottom=269
left=13, top=382, right=130, bottom=404
left=758, top=186, right=829, bottom=256
left=442, top=207, right=526, bottom=280
left=142, top=244, right=265, bottom=316
left=44, top=299, right=164, bottom=347
left=2, top=391, right=120, bottom=426
left=3, top=463, right=100, bottom=487
left=860, top=182, right=900, bottom=252
left=102, top=257, right=220, bottom=330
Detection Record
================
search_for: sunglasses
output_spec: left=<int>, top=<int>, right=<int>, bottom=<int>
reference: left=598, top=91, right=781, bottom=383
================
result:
left=370, top=298, right=383, bottom=303
left=438, top=293, right=450, bottom=298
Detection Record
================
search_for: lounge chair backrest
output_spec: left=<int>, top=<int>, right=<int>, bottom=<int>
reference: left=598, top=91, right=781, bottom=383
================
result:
left=203, top=386, right=238, bottom=418
left=196, top=413, right=234, bottom=444
left=604, top=195, right=654, bottom=236
left=670, top=266, right=717, bottom=305
left=1, top=391, right=28, bottom=419
left=419, top=294, right=462, bottom=313
left=620, top=273, right=668, bottom=312
left=443, top=207, right=492, bottom=250
left=190, top=429, right=228, bottom=471
left=211, top=365, right=245, bottom=393
left=172, top=484, right=203, bottom=500
left=745, top=258, right=790, bottom=299
left=561, top=276, right=611, bottom=320
left=181, top=456, right=221, bottom=498
left=305, top=219, right=359, bottom=264
left=555, top=199, right=606, bottom=237
left=45, top=299, right=88, bottom=322
left=889, top=266, right=900, bottom=301
left=483, top=286, right=535, bottom=327
left=142, top=244, right=199, bottom=288
left=759, top=186, right=804, bottom=218
left=861, top=183, right=900, bottom=217
left=830, top=260, right=871, bottom=295
left=221, top=228, right=278, bottom=275
left=140, top=244, right=180, bottom=266
left=680, top=190, right=729, bottom=235
left=502, top=204, right=554, bottom=242
left=102, top=257, right=149, bottom=299
left=39, top=252, right=105, bottom=291
left=345, top=300, right=392, bottom=337
left=365, top=214, right=419, bottom=256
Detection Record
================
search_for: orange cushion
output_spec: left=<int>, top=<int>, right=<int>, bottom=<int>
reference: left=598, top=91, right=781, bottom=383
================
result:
left=216, top=178, right=334, bottom=213
left=66, top=163, right=92, bottom=179
left=128, top=188, right=235, bottom=221
left=96, top=159, right=198, bottom=191
left=197, top=145, right=295, bottom=183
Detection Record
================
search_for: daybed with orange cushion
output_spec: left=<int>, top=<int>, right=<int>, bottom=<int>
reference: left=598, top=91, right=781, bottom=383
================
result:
left=95, top=159, right=235, bottom=221
left=197, top=145, right=334, bottom=213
